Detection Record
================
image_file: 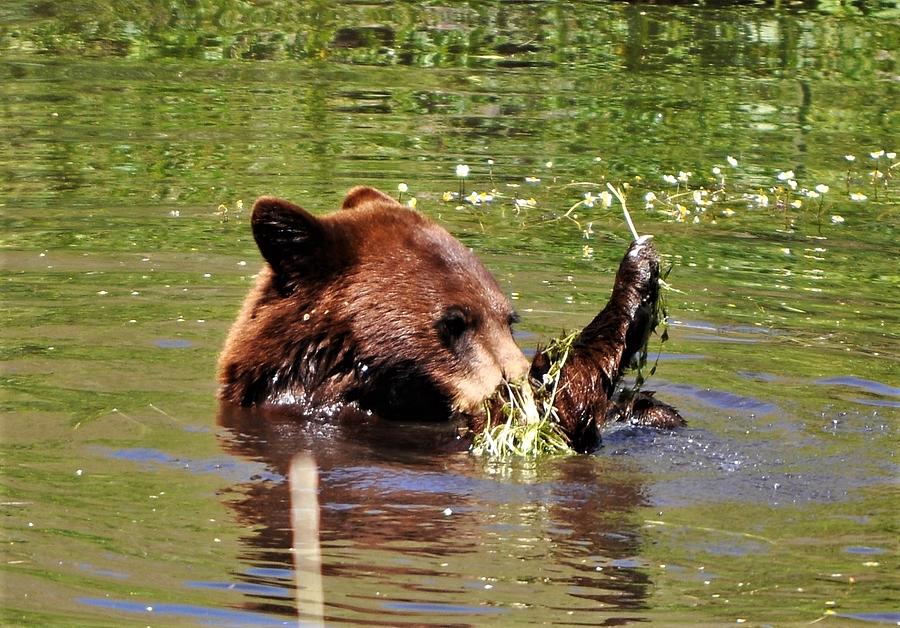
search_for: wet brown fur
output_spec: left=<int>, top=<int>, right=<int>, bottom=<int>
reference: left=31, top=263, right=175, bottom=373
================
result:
left=218, top=186, right=682, bottom=452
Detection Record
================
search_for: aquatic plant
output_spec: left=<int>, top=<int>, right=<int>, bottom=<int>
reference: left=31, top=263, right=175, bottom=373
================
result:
left=438, top=149, right=895, bottom=235
left=471, top=332, right=577, bottom=458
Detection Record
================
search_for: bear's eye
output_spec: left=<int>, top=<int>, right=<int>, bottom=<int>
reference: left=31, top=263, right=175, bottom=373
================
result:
left=436, top=306, right=471, bottom=347
left=507, top=311, right=521, bottom=329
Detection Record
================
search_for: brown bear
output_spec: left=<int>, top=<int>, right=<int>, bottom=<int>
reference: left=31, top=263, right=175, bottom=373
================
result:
left=218, top=186, right=681, bottom=452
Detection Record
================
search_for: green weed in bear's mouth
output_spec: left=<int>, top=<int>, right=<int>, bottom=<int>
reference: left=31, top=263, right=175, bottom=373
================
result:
left=472, top=331, right=577, bottom=458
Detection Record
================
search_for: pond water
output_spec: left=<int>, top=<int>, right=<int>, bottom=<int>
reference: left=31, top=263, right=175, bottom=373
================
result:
left=2, top=1, right=898, bottom=625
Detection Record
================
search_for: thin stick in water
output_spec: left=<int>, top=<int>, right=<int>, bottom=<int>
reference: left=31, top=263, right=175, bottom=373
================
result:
left=290, top=453, right=324, bottom=627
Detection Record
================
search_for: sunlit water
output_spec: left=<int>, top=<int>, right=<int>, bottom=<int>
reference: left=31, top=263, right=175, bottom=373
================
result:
left=2, top=1, right=898, bottom=626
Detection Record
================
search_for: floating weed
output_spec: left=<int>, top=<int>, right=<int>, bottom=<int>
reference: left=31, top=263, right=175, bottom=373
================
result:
left=472, top=331, right=578, bottom=459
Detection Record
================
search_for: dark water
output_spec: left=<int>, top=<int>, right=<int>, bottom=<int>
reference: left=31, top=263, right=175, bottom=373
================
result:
left=2, top=1, right=898, bottom=625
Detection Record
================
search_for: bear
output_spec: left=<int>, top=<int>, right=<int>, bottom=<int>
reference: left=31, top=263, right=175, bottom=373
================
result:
left=218, top=186, right=682, bottom=452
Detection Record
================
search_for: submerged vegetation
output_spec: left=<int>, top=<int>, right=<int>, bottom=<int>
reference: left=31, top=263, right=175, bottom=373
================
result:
left=422, top=149, right=897, bottom=242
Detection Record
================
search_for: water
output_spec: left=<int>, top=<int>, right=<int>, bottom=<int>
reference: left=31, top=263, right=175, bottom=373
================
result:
left=2, top=1, right=898, bottom=625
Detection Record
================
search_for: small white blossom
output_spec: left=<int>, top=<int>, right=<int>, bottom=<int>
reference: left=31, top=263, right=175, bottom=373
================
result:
left=815, top=184, right=829, bottom=194
left=644, top=191, right=657, bottom=203
left=831, top=215, right=845, bottom=224
left=850, top=192, right=868, bottom=201
left=790, top=199, right=802, bottom=208
left=726, top=155, right=738, bottom=167
left=582, top=192, right=596, bottom=208
left=721, top=208, right=735, bottom=217
left=886, top=152, right=896, bottom=160
left=870, top=150, right=885, bottom=159
left=663, top=174, right=678, bottom=185
left=777, top=170, right=795, bottom=181
left=598, top=190, right=613, bottom=208
left=456, top=164, right=469, bottom=178
left=514, top=197, right=537, bottom=209
left=487, top=159, right=494, bottom=165
left=397, top=183, right=408, bottom=193
left=712, top=166, right=722, bottom=176
left=677, top=170, right=692, bottom=183
left=845, top=154, right=856, bottom=162
left=805, top=190, right=820, bottom=199
left=524, top=176, right=541, bottom=183
left=545, top=161, right=553, bottom=168
left=787, top=179, right=798, bottom=190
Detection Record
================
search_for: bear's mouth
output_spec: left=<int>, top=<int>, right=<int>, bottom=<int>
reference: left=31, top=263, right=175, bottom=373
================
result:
left=355, top=362, right=457, bottom=422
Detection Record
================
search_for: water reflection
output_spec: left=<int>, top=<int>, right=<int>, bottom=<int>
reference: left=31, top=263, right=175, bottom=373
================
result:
left=217, top=403, right=657, bottom=625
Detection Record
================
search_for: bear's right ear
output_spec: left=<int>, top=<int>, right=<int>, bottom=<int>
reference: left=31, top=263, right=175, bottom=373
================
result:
left=341, top=186, right=398, bottom=211
left=251, top=196, right=324, bottom=276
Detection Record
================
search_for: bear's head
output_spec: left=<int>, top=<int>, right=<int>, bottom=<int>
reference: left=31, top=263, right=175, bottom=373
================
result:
left=219, top=186, right=529, bottom=422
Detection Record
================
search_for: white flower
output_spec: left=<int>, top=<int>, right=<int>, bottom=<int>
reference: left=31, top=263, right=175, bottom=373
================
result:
left=721, top=208, right=735, bottom=217
left=777, top=170, right=795, bottom=181
left=849, top=192, right=867, bottom=201
left=478, top=192, right=494, bottom=203
left=790, top=199, right=802, bottom=208
left=805, top=190, right=820, bottom=199
left=870, top=150, right=885, bottom=159
left=456, top=164, right=469, bottom=178
left=545, top=161, right=553, bottom=168
left=487, top=159, right=494, bottom=165
left=663, top=174, right=678, bottom=185
left=831, top=215, right=845, bottom=224
left=397, top=183, right=408, bottom=193
left=845, top=154, right=856, bottom=162
left=407, top=198, right=417, bottom=208
left=815, top=184, right=829, bottom=194
left=692, top=190, right=704, bottom=205
left=780, top=248, right=792, bottom=256
left=712, top=166, right=722, bottom=176
left=887, top=152, right=896, bottom=160
left=514, top=197, right=536, bottom=209
left=598, top=190, right=613, bottom=208
left=644, top=191, right=657, bottom=203
left=525, top=176, right=541, bottom=183
left=677, top=170, right=692, bottom=183
left=582, top=192, right=596, bottom=208
left=726, top=155, right=738, bottom=167
left=593, top=156, right=602, bottom=162
left=466, top=191, right=480, bottom=204
left=787, top=179, right=797, bottom=190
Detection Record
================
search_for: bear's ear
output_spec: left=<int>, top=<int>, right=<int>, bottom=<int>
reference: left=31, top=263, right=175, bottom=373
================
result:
left=251, top=196, right=324, bottom=275
left=341, top=186, right=398, bottom=211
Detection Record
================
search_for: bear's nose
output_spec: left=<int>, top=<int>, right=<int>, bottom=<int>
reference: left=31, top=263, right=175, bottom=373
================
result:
left=502, top=350, right=530, bottom=382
